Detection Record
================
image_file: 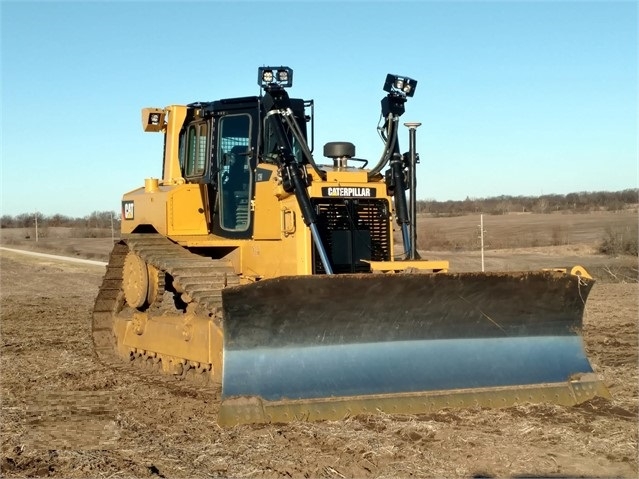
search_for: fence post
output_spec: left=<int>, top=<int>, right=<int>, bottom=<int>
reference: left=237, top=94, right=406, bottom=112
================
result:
left=479, top=214, right=485, bottom=272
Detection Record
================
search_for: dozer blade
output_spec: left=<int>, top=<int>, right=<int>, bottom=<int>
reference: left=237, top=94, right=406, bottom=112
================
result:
left=218, top=270, right=609, bottom=426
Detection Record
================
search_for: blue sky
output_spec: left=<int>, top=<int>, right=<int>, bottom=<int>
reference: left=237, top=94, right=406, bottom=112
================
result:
left=2, top=0, right=637, bottom=217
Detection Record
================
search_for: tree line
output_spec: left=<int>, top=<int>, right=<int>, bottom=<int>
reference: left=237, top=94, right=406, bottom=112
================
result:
left=417, top=189, right=638, bottom=217
left=1, top=189, right=637, bottom=228
left=0, top=210, right=120, bottom=229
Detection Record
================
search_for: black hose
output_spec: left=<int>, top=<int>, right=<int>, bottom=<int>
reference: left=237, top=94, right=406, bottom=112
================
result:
left=367, top=114, right=397, bottom=179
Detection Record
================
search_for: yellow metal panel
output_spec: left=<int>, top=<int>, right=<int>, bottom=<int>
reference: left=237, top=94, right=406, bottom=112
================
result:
left=277, top=195, right=313, bottom=275
left=295, top=222, right=313, bottom=275
left=163, top=105, right=187, bottom=184
left=241, top=194, right=310, bottom=278
left=253, top=165, right=282, bottom=240
left=122, top=183, right=207, bottom=236
left=121, top=186, right=170, bottom=235
left=238, top=240, right=298, bottom=278
left=325, top=168, right=368, bottom=183
left=368, top=259, right=449, bottom=273
left=168, top=185, right=208, bottom=235
left=121, top=313, right=215, bottom=374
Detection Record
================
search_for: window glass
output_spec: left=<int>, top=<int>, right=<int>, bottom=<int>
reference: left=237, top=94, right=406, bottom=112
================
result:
left=178, top=130, right=186, bottom=171
left=185, top=123, right=207, bottom=177
left=218, top=114, right=251, bottom=232
left=196, top=123, right=207, bottom=175
left=186, top=126, right=197, bottom=176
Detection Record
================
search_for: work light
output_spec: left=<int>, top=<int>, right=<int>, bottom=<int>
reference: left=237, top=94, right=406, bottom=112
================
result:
left=383, top=74, right=417, bottom=97
left=258, top=66, right=293, bottom=88
left=262, top=70, right=274, bottom=83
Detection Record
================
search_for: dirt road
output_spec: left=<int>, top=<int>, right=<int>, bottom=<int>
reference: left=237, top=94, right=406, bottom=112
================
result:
left=1, top=250, right=637, bottom=478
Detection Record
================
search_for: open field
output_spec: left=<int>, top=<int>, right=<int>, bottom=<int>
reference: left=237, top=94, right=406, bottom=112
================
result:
left=413, top=211, right=638, bottom=280
left=416, top=210, right=638, bottom=251
left=2, top=210, right=637, bottom=274
left=1, top=211, right=638, bottom=477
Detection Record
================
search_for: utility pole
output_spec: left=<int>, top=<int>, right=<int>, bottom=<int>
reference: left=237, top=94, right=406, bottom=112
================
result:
left=34, top=211, right=39, bottom=242
left=110, top=212, right=115, bottom=243
left=478, top=214, right=485, bottom=272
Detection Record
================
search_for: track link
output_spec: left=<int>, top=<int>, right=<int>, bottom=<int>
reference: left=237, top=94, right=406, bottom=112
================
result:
left=92, top=234, right=239, bottom=398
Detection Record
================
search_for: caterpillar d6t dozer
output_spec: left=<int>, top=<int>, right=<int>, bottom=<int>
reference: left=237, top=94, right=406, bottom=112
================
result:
left=93, top=66, right=609, bottom=427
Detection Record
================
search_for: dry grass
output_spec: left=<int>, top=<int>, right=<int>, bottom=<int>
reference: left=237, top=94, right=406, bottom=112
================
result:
left=1, top=213, right=638, bottom=478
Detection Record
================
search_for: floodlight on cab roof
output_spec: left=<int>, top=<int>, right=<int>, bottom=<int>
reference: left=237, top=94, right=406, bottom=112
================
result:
left=258, top=66, right=293, bottom=88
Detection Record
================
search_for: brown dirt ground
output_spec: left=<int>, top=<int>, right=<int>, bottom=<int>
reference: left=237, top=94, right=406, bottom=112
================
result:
left=1, top=229, right=638, bottom=478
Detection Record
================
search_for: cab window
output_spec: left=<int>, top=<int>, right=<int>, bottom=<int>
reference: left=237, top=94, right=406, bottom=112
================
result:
left=185, top=122, right=208, bottom=177
left=218, top=114, right=251, bottom=232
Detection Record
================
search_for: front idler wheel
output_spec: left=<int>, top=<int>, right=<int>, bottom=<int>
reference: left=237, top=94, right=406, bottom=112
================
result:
left=123, top=252, right=149, bottom=309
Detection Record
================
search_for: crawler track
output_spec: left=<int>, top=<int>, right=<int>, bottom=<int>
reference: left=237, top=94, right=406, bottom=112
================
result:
left=91, top=233, right=239, bottom=398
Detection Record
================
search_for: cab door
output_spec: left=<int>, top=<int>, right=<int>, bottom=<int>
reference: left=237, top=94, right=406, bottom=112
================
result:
left=210, top=111, right=256, bottom=239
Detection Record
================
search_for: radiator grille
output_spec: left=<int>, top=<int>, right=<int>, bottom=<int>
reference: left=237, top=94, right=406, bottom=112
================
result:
left=312, top=198, right=391, bottom=274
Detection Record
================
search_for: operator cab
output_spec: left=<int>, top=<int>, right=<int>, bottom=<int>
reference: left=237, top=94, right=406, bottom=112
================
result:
left=175, top=84, right=311, bottom=239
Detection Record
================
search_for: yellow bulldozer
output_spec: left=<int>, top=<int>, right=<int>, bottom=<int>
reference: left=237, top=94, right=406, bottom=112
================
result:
left=92, top=66, right=609, bottom=427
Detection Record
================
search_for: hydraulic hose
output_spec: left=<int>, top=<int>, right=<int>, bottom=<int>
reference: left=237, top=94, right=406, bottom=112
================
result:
left=367, top=114, right=397, bottom=180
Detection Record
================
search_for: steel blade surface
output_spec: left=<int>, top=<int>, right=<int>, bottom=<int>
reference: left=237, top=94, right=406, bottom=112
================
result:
left=221, top=271, right=594, bottom=401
